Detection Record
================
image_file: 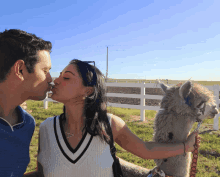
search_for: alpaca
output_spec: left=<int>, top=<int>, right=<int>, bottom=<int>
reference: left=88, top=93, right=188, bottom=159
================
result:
left=152, top=80, right=219, bottom=177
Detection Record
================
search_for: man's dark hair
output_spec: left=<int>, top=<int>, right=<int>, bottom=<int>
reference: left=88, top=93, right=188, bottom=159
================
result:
left=0, top=29, right=52, bottom=83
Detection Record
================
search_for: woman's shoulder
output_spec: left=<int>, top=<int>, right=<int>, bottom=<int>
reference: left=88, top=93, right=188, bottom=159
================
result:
left=39, top=115, right=58, bottom=129
left=107, top=113, right=126, bottom=129
left=106, top=113, right=126, bottom=142
left=106, top=113, right=125, bottom=127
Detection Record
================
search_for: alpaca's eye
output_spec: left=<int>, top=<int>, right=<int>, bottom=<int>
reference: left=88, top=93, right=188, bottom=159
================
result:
left=197, top=101, right=204, bottom=108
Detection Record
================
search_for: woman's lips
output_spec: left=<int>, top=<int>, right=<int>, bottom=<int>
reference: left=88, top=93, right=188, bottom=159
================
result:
left=51, top=86, right=57, bottom=92
left=48, top=84, right=54, bottom=91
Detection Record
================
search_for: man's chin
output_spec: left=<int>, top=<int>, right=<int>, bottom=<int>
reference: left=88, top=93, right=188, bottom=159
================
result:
left=28, top=95, right=47, bottom=101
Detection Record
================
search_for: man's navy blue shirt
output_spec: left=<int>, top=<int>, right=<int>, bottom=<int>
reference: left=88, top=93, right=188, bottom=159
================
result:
left=0, top=106, right=35, bottom=177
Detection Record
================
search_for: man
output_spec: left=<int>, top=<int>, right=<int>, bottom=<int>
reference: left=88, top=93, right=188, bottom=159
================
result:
left=0, top=29, right=52, bottom=177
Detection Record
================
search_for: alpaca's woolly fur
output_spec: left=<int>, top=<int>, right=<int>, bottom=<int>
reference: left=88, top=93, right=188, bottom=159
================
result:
left=153, top=80, right=219, bottom=177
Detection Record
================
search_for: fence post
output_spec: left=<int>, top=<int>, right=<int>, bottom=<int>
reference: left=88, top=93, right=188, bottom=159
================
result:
left=213, top=84, right=219, bottom=130
left=44, top=92, right=48, bottom=109
left=140, top=82, right=145, bottom=121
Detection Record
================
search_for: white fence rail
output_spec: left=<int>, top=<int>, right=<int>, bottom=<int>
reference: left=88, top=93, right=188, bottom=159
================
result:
left=44, top=82, right=220, bottom=130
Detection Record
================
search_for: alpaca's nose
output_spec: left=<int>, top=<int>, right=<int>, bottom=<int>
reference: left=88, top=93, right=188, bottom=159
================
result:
left=213, top=107, right=219, bottom=114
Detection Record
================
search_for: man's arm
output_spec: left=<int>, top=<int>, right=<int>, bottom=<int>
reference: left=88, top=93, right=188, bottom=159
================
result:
left=23, top=161, right=45, bottom=177
left=23, top=134, right=44, bottom=177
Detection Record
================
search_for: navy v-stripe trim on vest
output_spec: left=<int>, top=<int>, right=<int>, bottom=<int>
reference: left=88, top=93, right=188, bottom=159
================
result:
left=54, top=116, right=93, bottom=164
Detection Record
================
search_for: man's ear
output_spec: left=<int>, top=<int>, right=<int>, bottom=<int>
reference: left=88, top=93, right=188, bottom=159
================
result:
left=14, top=60, right=26, bottom=81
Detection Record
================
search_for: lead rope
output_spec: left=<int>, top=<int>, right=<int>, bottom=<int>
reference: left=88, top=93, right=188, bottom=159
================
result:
left=189, top=121, right=202, bottom=177
left=189, top=134, right=199, bottom=177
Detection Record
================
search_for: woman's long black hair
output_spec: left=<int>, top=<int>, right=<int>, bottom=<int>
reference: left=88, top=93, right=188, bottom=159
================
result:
left=62, top=59, right=111, bottom=145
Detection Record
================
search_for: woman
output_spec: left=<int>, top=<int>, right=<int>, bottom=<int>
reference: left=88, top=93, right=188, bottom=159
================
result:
left=24, top=59, right=200, bottom=177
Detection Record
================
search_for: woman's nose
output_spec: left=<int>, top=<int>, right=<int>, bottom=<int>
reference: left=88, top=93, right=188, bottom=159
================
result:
left=54, top=78, right=59, bottom=85
left=55, top=79, right=58, bottom=84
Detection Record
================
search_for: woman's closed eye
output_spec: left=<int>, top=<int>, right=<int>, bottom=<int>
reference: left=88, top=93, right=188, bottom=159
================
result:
left=59, top=72, right=69, bottom=80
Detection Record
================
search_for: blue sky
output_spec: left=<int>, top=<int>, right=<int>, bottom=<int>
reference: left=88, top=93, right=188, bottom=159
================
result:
left=1, top=0, right=220, bottom=81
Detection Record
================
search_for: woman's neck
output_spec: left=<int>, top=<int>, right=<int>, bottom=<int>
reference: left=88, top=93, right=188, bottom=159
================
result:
left=62, top=105, right=86, bottom=135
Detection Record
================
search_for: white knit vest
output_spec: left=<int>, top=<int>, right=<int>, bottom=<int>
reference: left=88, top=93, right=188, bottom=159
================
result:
left=38, top=113, right=114, bottom=177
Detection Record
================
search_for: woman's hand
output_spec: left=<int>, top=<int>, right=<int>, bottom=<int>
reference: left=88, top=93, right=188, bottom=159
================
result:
left=185, top=131, right=201, bottom=152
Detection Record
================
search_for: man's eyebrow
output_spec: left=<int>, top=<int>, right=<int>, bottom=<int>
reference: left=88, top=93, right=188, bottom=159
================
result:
left=60, top=71, right=75, bottom=76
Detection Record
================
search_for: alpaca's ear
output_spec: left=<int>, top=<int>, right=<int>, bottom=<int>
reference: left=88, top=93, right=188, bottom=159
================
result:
left=161, top=83, right=168, bottom=93
left=179, top=81, right=192, bottom=99
left=157, top=80, right=168, bottom=93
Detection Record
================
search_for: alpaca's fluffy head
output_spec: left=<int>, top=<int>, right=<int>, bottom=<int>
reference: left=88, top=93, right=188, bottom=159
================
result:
left=158, top=80, right=219, bottom=122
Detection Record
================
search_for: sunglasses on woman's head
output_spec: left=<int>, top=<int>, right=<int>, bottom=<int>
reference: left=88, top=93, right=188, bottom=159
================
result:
left=83, top=61, right=95, bottom=67
left=72, top=59, right=97, bottom=86
left=72, top=59, right=95, bottom=67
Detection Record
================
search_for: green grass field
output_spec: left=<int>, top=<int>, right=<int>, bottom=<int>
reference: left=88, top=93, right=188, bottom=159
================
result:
left=24, top=99, right=220, bottom=176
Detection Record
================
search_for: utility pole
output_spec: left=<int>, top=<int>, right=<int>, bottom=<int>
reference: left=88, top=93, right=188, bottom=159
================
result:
left=106, top=46, right=108, bottom=82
